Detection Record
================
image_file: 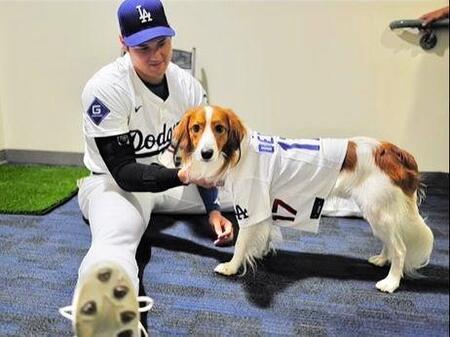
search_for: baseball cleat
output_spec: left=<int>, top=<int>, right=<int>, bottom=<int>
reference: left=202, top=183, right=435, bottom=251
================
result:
left=59, top=262, right=153, bottom=337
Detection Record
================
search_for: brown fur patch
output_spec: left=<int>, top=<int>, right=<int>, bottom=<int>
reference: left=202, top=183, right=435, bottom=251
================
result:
left=374, top=142, right=420, bottom=196
left=186, top=107, right=207, bottom=150
left=210, top=106, right=232, bottom=154
left=219, top=106, right=247, bottom=167
left=172, top=107, right=205, bottom=163
left=341, top=141, right=357, bottom=172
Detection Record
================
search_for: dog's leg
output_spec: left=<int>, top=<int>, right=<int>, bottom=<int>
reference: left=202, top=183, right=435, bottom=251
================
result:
left=349, top=207, right=407, bottom=293
left=214, top=225, right=257, bottom=276
left=375, top=234, right=405, bottom=293
left=363, top=210, right=405, bottom=293
left=359, top=203, right=406, bottom=293
left=368, top=245, right=389, bottom=267
left=345, top=169, right=404, bottom=293
left=215, top=222, right=270, bottom=276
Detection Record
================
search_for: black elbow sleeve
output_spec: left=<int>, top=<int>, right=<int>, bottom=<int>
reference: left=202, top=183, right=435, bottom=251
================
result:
left=95, top=134, right=183, bottom=192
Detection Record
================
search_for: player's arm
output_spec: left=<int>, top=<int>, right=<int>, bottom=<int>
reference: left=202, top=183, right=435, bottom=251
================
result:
left=197, top=186, right=221, bottom=213
left=95, top=133, right=184, bottom=192
left=197, top=186, right=234, bottom=245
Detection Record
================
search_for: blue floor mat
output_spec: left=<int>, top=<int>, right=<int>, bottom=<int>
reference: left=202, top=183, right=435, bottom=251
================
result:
left=0, top=174, right=448, bottom=337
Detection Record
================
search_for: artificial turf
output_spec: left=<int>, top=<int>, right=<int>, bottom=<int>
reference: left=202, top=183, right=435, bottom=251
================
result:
left=0, top=164, right=89, bottom=215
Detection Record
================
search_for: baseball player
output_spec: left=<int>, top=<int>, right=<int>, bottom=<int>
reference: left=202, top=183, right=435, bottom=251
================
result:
left=59, top=1, right=234, bottom=336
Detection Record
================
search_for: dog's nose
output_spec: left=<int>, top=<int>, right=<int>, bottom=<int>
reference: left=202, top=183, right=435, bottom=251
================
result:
left=201, top=149, right=214, bottom=160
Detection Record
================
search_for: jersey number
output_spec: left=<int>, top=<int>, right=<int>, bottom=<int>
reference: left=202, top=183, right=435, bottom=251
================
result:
left=256, top=133, right=320, bottom=154
left=272, top=198, right=297, bottom=222
left=278, top=141, right=320, bottom=151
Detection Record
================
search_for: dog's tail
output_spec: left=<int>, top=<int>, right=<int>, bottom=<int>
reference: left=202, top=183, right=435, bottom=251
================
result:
left=402, top=195, right=434, bottom=277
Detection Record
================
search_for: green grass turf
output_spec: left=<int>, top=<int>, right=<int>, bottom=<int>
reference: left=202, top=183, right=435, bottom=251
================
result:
left=0, top=164, right=89, bottom=215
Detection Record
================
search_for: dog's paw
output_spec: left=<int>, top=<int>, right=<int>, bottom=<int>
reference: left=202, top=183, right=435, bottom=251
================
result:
left=368, top=254, right=388, bottom=267
left=376, top=277, right=400, bottom=293
left=214, top=262, right=238, bottom=276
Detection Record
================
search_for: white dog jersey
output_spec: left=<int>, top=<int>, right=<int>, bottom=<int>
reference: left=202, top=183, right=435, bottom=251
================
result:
left=81, top=53, right=205, bottom=174
left=225, top=131, right=348, bottom=233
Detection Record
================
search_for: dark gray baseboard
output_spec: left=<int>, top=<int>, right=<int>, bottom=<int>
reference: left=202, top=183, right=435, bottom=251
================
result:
left=1, top=149, right=83, bottom=166
left=0, top=150, right=6, bottom=164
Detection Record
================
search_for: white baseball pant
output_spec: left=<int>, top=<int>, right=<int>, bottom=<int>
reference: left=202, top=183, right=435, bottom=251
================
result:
left=76, top=174, right=233, bottom=293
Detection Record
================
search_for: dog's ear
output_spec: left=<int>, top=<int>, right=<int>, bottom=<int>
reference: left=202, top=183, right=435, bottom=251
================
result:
left=223, top=108, right=246, bottom=161
left=173, top=109, right=193, bottom=156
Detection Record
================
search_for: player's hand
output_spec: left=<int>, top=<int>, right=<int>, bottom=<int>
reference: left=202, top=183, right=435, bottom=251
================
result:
left=209, top=210, right=234, bottom=246
left=178, top=166, right=218, bottom=188
left=178, top=167, right=190, bottom=185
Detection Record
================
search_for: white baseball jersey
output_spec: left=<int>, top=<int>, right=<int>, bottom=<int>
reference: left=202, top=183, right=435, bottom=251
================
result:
left=225, top=131, right=348, bottom=233
left=81, top=53, right=206, bottom=173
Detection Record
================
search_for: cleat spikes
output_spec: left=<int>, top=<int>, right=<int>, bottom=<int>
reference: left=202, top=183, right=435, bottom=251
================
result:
left=117, top=329, right=134, bottom=337
left=120, top=311, right=137, bottom=324
left=80, top=301, right=97, bottom=315
left=113, top=285, right=129, bottom=299
left=97, top=268, right=112, bottom=282
left=59, top=263, right=150, bottom=337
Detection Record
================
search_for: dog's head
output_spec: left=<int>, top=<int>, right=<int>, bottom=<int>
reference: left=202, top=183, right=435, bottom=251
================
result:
left=173, top=105, right=247, bottom=179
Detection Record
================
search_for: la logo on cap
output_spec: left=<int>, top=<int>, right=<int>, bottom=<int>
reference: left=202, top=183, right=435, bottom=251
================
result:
left=136, top=5, right=153, bottom=23
left=118, top=0, right=176, bottom=47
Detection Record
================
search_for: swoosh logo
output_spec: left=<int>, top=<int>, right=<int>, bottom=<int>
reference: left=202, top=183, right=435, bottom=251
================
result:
left=134, top=105, right=143, bottom=113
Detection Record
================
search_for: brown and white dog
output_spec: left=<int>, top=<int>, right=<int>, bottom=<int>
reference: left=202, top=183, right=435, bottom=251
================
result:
left=172, top=105, right=434, bottom=293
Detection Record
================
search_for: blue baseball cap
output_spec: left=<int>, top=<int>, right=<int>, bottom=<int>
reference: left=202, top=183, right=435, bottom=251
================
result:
left=118, top=0, right=175, bottom=47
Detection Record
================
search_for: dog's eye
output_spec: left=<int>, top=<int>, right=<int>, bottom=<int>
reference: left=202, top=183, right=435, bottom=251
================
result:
left=215, top=125, right=225, bottom=134
left=191, top=124, right=200, bottom=133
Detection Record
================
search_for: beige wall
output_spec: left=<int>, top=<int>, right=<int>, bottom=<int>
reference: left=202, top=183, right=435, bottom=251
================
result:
left=0, top=7, right=4, bottom=151
left=0, top=0, right=119, bottom=153
left=0, top=95, right=4, bottom=150
left=0, top=0, right=448, bottom=171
